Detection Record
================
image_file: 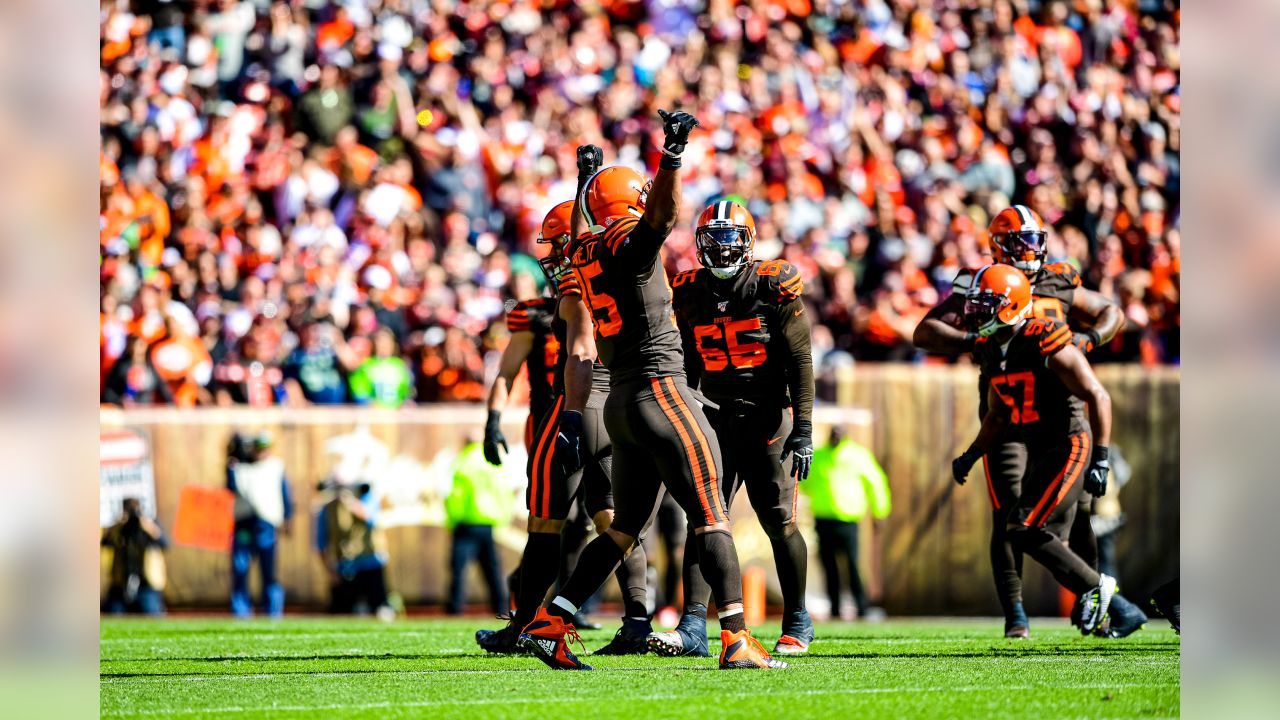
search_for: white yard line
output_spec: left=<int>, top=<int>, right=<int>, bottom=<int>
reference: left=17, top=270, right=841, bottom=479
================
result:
left=101, top=683, right=1178, bottom=717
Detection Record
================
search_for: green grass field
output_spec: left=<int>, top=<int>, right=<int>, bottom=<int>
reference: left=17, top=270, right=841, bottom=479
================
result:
left=101, top=616, right=1179, bottom=719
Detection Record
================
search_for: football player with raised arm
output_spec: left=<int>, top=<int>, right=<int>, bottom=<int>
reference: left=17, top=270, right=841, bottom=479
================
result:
left=474, top=157, right=651, bottom=656
left=517, top=111, right=784, bottom=670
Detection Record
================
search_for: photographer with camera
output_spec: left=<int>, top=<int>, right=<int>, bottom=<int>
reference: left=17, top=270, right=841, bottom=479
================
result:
left=315, top=475, right=394, bottom=619
left=101, top=498, right=167, bottom=615
left=226, top=431, right=293, bottom=618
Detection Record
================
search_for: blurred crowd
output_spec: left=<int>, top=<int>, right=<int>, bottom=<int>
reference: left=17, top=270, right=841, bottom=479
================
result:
left=100, top=0, right=1180, bottom=407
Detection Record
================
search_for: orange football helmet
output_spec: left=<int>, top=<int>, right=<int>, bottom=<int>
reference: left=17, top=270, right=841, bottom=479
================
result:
left=536, top=200, right=575, bottom=284
left=578, top=166, right=649, bottom=235
left=695, top=200, right=758, bottom=279
left=964, top=263, right=1032, bottom=336
left=988, top=205, right=1048, bottom=276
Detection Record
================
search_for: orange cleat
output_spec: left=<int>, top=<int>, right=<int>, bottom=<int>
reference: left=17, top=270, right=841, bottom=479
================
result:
left=719, top=629, right=788, bottom=669
left=517, top=608, right=592, bottom=670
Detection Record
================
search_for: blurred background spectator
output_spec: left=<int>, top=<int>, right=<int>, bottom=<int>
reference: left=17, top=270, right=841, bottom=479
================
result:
left=100, top=0, right=1180, bottom=408
left=101, top=498, right=167, bottom=616
left=444, top=436, right=513, bottom=615
left=315, top=475, right=396, bottom=619
left=803, top=426, right=892, bottom=620
left=227, top=431, right=293, bottom=618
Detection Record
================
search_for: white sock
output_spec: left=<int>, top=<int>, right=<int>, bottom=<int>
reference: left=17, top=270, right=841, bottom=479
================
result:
left=718, top=607, right=744, bottom=620
left=551, top=596, right=579, bottom=616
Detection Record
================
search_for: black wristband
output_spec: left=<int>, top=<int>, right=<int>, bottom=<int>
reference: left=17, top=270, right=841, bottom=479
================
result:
left=486, top=410, right=501, bottom=426
left=1093, top=445, right=1109, bottom=463
left=659, top=154, right=682, bottom=170
left=560, top=409, right=584, bottom=431
left=792, top=419, right=813, bottom=439
left=1086, top=329, right=1102, bottom=349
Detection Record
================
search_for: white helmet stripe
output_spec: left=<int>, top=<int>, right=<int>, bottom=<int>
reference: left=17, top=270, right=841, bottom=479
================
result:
left=716, top=200, right=730, bottom=221
left=1014, top=205, right=1037, bottom=231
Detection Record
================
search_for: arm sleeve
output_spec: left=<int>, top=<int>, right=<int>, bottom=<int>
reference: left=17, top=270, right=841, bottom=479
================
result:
left=778, top=295, right=815, bottom=426
left=605, top=217, right=664, bottom=273
left=505, top=302, right=532, bottom=332
left=226, top=464, right=237, bottom=493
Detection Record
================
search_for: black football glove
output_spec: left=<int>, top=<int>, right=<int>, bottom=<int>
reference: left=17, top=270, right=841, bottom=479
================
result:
left=483, top=410, right=507, bottom=466
left=1072, top=329, right=1102, bottom=354
left=553, top=410, right=585, bottom=478
left=576, top=144, right=603, bottom=185
left=657, top=109, right=700, bottom=168
left=952, top=447, right=983, bottom=486
left=780, top=420, right=814, bottom=481
left=1084, top=445, right=1109, bottom=497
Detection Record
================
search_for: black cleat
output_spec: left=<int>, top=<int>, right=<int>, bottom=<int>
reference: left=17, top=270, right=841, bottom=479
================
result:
left=475, top=622, right=524, bottom=654
left=593, top=626, right=651, bottom=656
left=1150, top=579, right=1180, bottom=634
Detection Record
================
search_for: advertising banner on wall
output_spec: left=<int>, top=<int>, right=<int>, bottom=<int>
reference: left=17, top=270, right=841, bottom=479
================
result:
left=99, top=428, right=157, bottom=528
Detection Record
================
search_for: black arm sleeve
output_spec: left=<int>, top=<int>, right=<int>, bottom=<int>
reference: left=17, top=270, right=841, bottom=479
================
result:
left=778, top=297, right=815, bottom=426
left=610, top=217, right=665, bottom=275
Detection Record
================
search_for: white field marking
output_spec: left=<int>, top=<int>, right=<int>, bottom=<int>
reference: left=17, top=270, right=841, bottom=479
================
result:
left=101, top=683, right=1178, bottom=717
left=102, top=631, right=440, bottom=644
left=101, top=659, right=1179, bottom=685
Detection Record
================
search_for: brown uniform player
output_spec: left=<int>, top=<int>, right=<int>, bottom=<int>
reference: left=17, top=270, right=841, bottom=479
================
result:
left=951, top=264, right=1147, bottom=639
left=914, top=205, right=1125, bottom=638
left=517, top=112, right=784, bottom=670
left=474, top=191, right=649, bottom=655
left=650, top=200, right=816, bottom=657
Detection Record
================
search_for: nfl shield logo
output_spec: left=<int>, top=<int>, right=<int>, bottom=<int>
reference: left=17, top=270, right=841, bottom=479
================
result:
left=717, top=301, right=728, bottom=312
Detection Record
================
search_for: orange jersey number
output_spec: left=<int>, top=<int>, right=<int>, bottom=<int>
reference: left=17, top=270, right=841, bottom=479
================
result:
left=1032, top=297, right=1066, bottom=322
left=574, top=261, right=623, bottom=338
left=990, top=371, right=1041, bottom=424
left=757, top=260, right=785, bottom=276
left=693, top=318, right=767, bottom=372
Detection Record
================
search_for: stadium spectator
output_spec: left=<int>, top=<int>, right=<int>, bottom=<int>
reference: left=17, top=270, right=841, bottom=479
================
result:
left=444, top=437, right=513, bottom=616
left=99, top=0, right=1181, bottom=408
left=101, top=498, right=167, bottom=616
left=283, top=322, right=355, bottom=405
left=349, top=326, right=413, bottom=406
left=803, top=426, right=892, bottom=620
left=227, top=432, right=293, bottom=618
left=315, top=477, right=395, bottom=619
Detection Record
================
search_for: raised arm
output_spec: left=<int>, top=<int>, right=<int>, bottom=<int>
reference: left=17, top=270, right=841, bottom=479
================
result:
left=641, top=109, right=700, bottom=238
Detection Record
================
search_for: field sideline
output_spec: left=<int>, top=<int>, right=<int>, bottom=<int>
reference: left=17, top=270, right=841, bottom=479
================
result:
left=101, top=616, right=1179, bottom=719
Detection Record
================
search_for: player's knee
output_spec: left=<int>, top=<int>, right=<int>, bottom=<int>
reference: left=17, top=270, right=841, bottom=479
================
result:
left=759, top=513, right=796, bottom=540
left=603, top=526, right=637, bottom=552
